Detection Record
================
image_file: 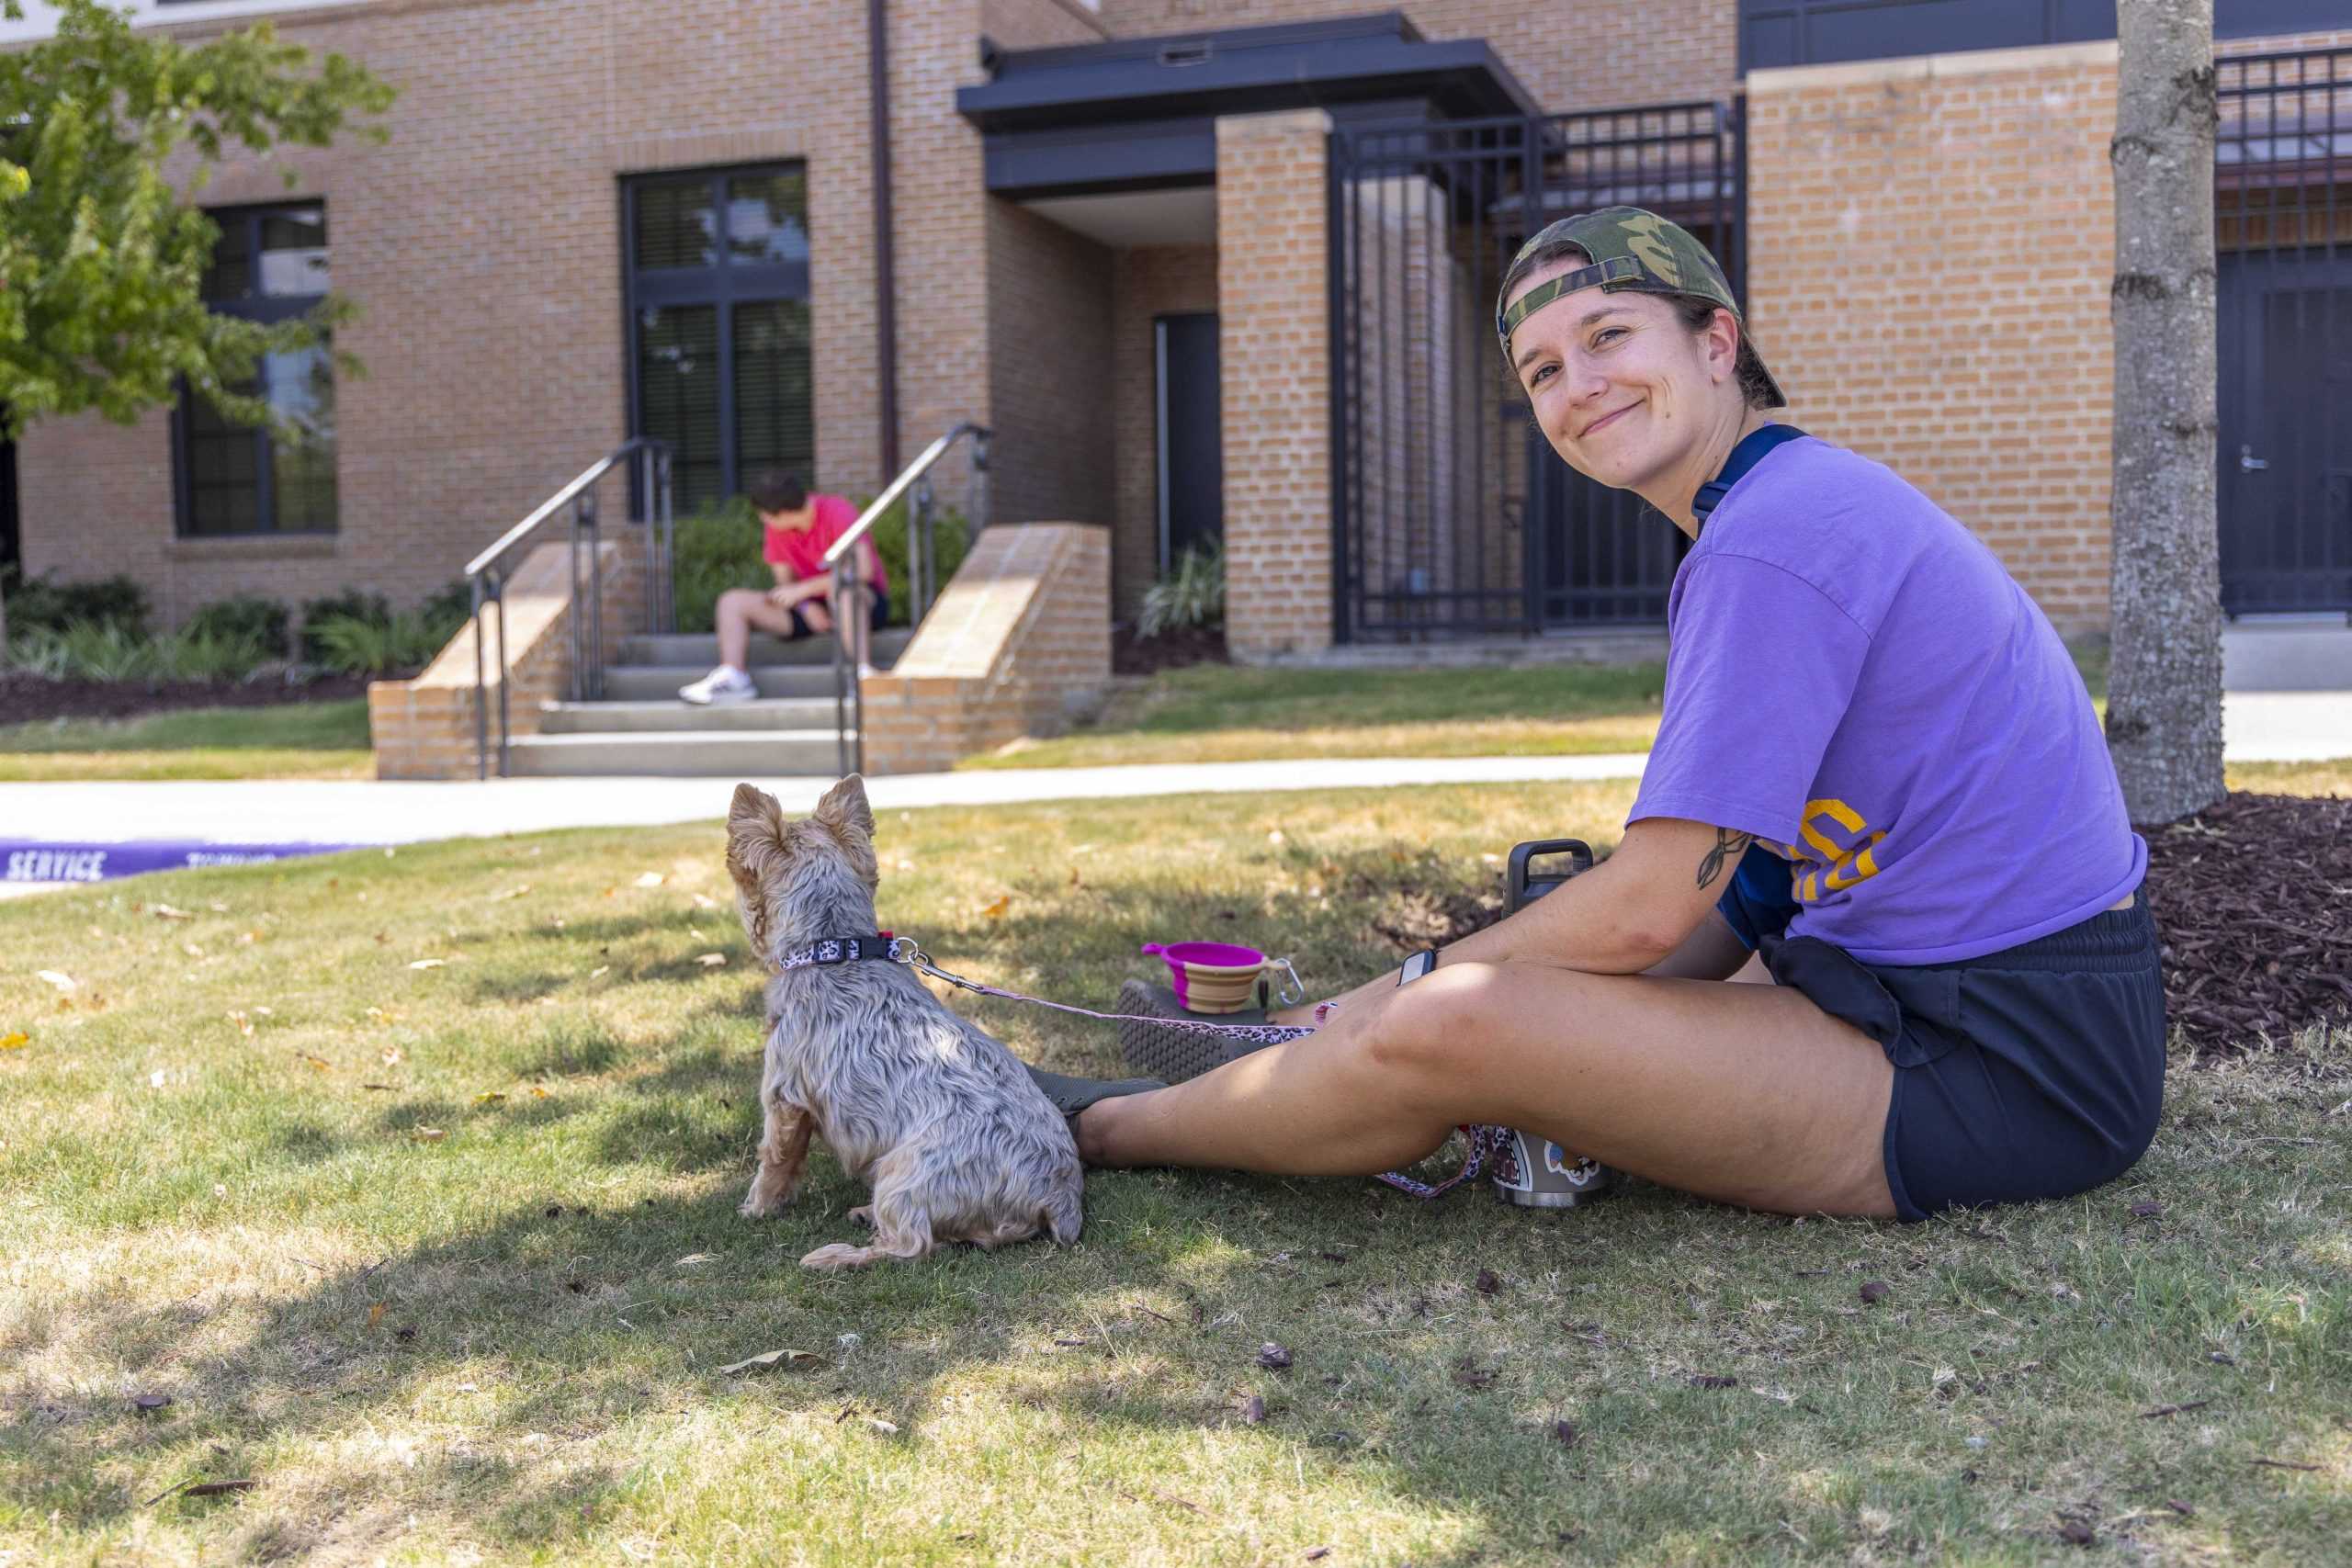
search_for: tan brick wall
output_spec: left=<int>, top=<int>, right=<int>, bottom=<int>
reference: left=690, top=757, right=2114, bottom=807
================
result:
left=1745, top=41, right=2120, bottom=633
left=985, top=199, right=1117, bottom=525
left=1097, top=0, right=1736, bottom=111
left=1110, top=243, right=1219, bottom=617
left=368, top=531, right=637, bottom=779
left=858, top=522, right=1112, bottom=773
left=1216, top=108, right=1332, bottom=660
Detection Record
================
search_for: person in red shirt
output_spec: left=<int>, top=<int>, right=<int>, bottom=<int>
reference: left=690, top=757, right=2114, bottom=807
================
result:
left=680, top=468, right=890, bottom=705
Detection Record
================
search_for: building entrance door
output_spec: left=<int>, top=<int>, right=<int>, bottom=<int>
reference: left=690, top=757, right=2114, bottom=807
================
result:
left=2220, top=248, right=2352, bottom=614
left=1155, top=312, right=1224, bottom=570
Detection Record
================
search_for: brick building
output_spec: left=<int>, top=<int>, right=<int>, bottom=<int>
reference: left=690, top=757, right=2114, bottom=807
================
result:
left=6, top=0, right=2346, bottom=668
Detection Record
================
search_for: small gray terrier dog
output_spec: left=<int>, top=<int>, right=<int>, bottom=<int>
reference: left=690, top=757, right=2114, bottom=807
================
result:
left=727, top=775, right=1085, bottom=1269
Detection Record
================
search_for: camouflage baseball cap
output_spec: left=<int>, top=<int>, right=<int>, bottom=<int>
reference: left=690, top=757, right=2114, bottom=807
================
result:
left=1496, top=205, right=1785, bottom=408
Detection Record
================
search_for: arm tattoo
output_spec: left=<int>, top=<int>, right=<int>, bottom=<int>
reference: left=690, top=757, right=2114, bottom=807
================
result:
left=1696, top=829, right=1755, bottom=890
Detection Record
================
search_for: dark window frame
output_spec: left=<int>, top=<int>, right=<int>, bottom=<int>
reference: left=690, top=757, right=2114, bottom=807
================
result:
left=170, top=199, right=337, bottom=538
left=620, top=162, right=813, bottom=516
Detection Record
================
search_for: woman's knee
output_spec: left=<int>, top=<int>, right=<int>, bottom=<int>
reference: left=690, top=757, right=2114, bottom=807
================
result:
left=1360, top=962, right=1519, bottom=1084
left=716, top=588, right=760, bottom=619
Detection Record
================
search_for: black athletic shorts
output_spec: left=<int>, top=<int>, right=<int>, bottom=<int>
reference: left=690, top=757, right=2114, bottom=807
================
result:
left=786, top=587, right=889, bottom=640
left=1717, top=847, right=2166, bottom=1223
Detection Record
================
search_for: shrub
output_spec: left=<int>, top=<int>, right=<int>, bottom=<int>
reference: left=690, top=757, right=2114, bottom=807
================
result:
left=669, top=494, right=970, bottom=633
left=187, top=595, right=290, bottom=657
left=2, top=570, right=152, bottom=639
left=2, top=622, right=271, bottom=682
left=308, top=612, right=450, bottom=677
left=1138, top=542, right=1225, bottom=638
left=418, top=580, right=473, bottom=643
left=299, top=588, right=392, bottom=662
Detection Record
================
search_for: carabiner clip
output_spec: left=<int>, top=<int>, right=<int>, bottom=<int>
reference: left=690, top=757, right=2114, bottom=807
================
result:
left=1270, top=956, right=1306, bottom=1007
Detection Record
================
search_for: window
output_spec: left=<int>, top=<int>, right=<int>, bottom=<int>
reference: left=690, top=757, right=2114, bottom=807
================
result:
left=173, top=203, right=337, bottom=536
left=624, top=166, right=813, bottom=513
left=1739, top=1, right=2352, bottom=73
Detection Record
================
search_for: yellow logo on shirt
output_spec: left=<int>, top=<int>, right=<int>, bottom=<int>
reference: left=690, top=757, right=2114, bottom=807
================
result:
left=1787, top=797, right=1886, bottom=902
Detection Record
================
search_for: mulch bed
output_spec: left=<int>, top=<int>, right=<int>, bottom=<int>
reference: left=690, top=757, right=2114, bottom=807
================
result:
left=0, top=671, right=383, bottom=727
left=1114, top=624, right=1227, bottom=677
left=1381, top=792, right=2351, bottom=1059
left=2141, top=792, right=2352, bottom=1052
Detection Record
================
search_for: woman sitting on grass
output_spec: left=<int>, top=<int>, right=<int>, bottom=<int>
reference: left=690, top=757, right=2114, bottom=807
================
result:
left=1040, top=207, right=2164, bottom=1223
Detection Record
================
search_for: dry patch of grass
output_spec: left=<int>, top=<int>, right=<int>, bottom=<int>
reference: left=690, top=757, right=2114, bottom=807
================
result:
left=3, top=781, right=2347, bottom=1563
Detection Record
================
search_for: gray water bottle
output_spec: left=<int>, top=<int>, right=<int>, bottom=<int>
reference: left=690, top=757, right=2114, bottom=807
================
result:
left=1494, top=840, right=1618, bottom=1209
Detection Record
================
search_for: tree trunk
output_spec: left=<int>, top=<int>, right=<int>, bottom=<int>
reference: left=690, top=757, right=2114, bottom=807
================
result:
left=2106, top=0, right=2224, bottom=825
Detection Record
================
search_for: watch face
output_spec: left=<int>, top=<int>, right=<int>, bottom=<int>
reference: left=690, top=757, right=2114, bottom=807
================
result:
left=1399, top=949, right=1437, bottom=984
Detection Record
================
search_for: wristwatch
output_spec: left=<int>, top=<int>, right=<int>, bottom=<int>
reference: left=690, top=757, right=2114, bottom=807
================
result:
left=1398, top=948, right=1440, bottom=986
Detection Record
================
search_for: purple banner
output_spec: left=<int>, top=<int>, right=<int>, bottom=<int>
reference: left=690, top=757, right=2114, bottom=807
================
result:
left=1, top=841, right=370, bottom=885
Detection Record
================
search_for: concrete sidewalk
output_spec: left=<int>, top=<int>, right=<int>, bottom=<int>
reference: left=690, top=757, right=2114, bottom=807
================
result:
left=0, top=689, right=2342, bottom=879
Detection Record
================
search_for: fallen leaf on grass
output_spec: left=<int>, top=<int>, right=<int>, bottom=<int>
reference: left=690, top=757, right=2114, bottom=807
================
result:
left=2129, top=1201, right=2165, bottom=1219
left=1305, top=1551, right=1332, bottom=1562
left=379, top=1045, right=403, bottom=1066
left=0, top=1032, right=28, bottom=1051
left=1688, top=1375, right=1737, bottom=1389
left=634, top=872, right=666, bottom=888
left=474, top=1091, right=506, bottom=1105
left=2141, top=1399, right=2215, bottom=1419
left=1256, top=1343, right=1294, bottom=1371
left=132, top=1394, right=174, bottom=1413
left=695, top=953, right=728, bottom=967
left=2056, top=1519, right=2096, bottom=1546
left=865, top=1416, right=899, bottom=1435
left=674, top=1253, right=716, bottom=1268
left=1551, top=1418, right=1580, bottom=1448
left=294, top=1054, right=330, bottom=1072
left=718, top=1348, right=824, bottom=1375
left=1860, top=1280, right=1892, bottom=1304
left=981, top=895, right=1012, bottom=920
left=36, top=970, right=77, bottom=993
left=1476, top=1268, right=1503, bottom=1294
left=1242, top=1394, right=1266, bottom=1424
left=410, top=1127, right=447, bottom=1143
left=2165, top=1500, right=2196, bottom=1517
left=589, top=965, right=611, bottom=978
left=489, top=886, right=532, bottom=901
left=150, top=1070, right=168, bottom=1089
left=368, top=1303, right=386, bottom=1328
left=1453, top=1358, right=1498, bottom=1390
left=692, top=892, right=718, bottom=909
left=149, top=904, right=194, bottom=921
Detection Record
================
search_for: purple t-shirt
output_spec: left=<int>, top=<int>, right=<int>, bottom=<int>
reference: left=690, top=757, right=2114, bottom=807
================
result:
left=1630, top=435, right=2145, bottom=965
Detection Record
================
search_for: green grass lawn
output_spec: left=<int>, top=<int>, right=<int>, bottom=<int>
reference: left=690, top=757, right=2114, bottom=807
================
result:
left=965, top=639, right=2116, bottom=772
left=4, top=777, right=2346, bottom=1563
left=0, top=699, right=374, bottom=782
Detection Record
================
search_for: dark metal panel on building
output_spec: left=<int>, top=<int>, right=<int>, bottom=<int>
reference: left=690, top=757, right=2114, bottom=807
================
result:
left=1741, top=1, right=2346, bottom=74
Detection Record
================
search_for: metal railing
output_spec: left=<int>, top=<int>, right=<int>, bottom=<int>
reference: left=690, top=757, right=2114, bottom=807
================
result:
left=465, top=438, right=673, bottom=779
left=821, top=422, right=990, bottom=775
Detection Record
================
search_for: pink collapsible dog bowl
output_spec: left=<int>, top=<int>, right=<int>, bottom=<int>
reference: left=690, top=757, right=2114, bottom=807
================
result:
left=1141, top=941, right=1268, bottom=1014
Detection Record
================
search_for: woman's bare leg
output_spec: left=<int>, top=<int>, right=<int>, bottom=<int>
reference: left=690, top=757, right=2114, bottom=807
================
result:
left=1078, top=957, right=1896, bottom=1217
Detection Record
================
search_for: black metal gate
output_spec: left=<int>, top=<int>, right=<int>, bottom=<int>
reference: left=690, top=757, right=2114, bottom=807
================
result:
left=2217, top=45, right=2352, bottom=615
left=1328, top=102, right=1744, bottom=641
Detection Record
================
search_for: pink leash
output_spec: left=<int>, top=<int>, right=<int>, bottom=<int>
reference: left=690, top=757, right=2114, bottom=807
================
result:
left=869, top=937, right=1499, bottom=1199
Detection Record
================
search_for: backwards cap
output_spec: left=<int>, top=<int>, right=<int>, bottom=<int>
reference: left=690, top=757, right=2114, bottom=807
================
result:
left=1495, top=205, right=1785, bottom=409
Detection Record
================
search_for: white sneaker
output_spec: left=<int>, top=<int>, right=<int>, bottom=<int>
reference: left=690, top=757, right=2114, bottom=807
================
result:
left=679, top=665, right=756, bottom=705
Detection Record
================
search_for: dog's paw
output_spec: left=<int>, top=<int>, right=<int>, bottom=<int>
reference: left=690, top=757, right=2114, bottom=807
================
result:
left=799, top=1242, right=877, bottom=1271
left=739, top=1186, right=797, bottom=1220
left=847, top=1203, right=875, bottom=1229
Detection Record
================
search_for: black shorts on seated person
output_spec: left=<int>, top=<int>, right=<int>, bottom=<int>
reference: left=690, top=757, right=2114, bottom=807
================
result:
left=1715, top=845, right=2166, bottom=1223
left=786, top=587, right=890, bottom=641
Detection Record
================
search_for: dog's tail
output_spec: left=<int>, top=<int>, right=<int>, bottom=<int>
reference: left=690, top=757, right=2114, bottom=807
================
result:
left=1044, top=1183, right=1083, bottom=1247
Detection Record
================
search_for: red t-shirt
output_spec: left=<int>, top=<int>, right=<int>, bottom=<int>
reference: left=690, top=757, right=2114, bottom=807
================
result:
left=763, top=493, right=888, bottom=594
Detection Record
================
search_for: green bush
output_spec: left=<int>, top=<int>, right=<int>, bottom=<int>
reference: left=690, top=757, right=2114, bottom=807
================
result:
left=187, top=595, right=291, bottom=656
left=2, top=570, right=152, bottom=639
left=668, top=494, right=970, bottom=634
left=3, top=622, right=272, bottom=682
left=308, top=612, right=452, bottom=677
left=418, top=580, right=474, bottom=642
left=298, top=588, right=393, bottom=662
left=1138, top=542, right=1225, bottom=638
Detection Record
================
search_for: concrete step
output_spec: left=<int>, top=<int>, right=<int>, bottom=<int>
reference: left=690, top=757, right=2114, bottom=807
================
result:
left=537, top=697, right=843, bottom=734
left=505, top=730, right=852, bottom=778
left=599, top=664, right=846, bottom=701
left=620, top=627, right=913, bottom=667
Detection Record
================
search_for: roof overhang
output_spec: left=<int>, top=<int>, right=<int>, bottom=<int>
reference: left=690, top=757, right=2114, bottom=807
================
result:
left=958, top=12, right=1538, bottom=199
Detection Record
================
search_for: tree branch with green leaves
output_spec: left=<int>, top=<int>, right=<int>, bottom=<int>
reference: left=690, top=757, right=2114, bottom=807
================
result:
left=0, top=0, right=394, bottom=441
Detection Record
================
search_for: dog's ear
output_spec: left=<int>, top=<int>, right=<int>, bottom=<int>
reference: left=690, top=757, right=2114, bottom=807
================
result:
left=813, top=773, right=876, bottom=844
left=811, top=773, right=878, bottom=885
left=726, top=783, right=786, bottom=880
